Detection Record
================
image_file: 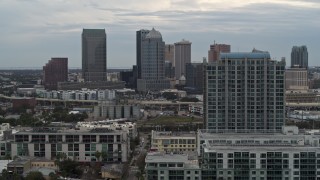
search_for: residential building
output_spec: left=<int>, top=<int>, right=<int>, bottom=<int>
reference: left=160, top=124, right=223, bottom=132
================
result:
left=77, top=121, right=138, bottom=138
left=208, top=43, right=230, bottom=62
left=286, top=90, right=320, bottom=103
left=291, top=45, right=308, bottom=69
left=43, top=58, right=68, bottom=90
left=7, top=157, right=32, bottom=175
left=198, top=126, right=320, bottom=180
left=174, top=39, right=191, bottom=80
left=185, top=62, right=203, bottom=93
left=204, top=51, right=286, bottom=130
left=136, top=28, right=170, bottom=92
left=30, top=158, right=58, bottom=170
left=11, top=127, right=129, bottom=162
left=151, top=131, right=197, bottom=153
left=189, top=104, right=203, bottom=115
left=145, top=152, right=201, bottom=180
left=285, top=67, right=308, bottom=90
left=82, top=29, right=107, bottom=82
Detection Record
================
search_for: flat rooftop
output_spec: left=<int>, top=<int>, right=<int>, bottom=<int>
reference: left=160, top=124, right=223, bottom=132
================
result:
left=203, top=144, right=320, bottom=152
left=145, top=152, right=199, bottom=169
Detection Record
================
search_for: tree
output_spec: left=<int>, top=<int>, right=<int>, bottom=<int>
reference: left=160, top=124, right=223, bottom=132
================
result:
left=25, top=171, right=45, bottom=180
left=95, top=151, right=102, bottom=162
left=101, top=151, right=108, bottom=162
left=49, top=172, right=59, bottom=180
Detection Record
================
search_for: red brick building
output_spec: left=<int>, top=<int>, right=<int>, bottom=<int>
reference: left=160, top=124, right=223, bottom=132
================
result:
left=43, top=58, right=68, bottom=90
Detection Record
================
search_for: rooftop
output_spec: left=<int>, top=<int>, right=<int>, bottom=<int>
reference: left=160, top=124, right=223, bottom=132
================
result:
left=220, top=52, right=271, bottom=59
left=145, top=28, right=162, bottom=39
left=145, top=152, right=199, bottom=169
left=152, top=131, right=196, bottom=139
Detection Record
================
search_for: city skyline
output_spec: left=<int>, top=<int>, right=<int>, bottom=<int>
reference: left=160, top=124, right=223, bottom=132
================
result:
left=0, top=0, right=319, bottom=68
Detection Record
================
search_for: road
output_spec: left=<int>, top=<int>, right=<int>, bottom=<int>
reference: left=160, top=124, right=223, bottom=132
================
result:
left=127, top=135, right=148, bottom=180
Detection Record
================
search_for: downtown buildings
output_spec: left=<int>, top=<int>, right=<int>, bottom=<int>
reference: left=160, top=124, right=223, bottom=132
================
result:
left=174, top=39, right=192, bottom=80
left=43, top=58, right=68, bottom=90
left=208, top=43, right=231, bottom=62
left=291, top=45, right=308, bottom=69
left=136, top=28, right=170, bottom=92
left=82, top=29, right=107, bottom=82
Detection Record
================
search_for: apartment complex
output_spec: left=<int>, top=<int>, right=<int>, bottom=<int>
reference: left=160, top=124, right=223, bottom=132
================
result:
left=198, top=126, right=320, bottom=180
left=11, top=127, right=129, bottom=162
left=204, top=51, right=286, bottom=130
left=291, top=45, right=308, bottom=69
left=82, top=29, right=107, bottom=82
left=145, top=152, right=201, bottom=180
left=43, top=57, right=68, bottom=90
left=151, top=131, right=197, bottom=153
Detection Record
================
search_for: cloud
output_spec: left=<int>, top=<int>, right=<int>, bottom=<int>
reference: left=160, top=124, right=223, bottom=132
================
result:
left=0, top=0, right=319, bottom=67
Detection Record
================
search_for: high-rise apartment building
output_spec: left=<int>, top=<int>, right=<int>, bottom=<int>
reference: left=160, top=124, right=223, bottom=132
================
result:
left=174, top=39, right=191, bottom=80
left=136, top=28, right=170, bottom=92
left=82, top=29, right=107, bottom=82
left=208, top=43, right=231, bottom=62
left=291, top=45, right=308, bottom=69
left=43, top=57, right=68, bottom=90
left=204, top=51, right=286, bottom=131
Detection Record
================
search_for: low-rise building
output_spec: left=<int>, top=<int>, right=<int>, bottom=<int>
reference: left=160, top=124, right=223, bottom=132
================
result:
left=145, top=152, right=201, bottom=180
left=198, top=126, right=320, bottom=180
left=151, top=131, right=197, bottom=153
left=11, top=127, right=129, bottom=163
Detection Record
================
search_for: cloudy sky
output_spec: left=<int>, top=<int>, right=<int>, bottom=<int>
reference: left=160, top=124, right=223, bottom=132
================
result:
left=0, top=0, right=319, bottom=68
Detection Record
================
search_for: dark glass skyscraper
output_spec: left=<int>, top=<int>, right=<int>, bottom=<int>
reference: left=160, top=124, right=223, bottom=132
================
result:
left=291, top=45, right=308, bottom=69
left=136, top=28, right=170, bottom=92
left=82, top=29, right=107, bottom=82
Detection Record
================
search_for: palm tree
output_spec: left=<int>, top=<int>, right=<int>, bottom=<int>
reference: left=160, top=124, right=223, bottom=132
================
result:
left=94, top=151, right=101, bottom=162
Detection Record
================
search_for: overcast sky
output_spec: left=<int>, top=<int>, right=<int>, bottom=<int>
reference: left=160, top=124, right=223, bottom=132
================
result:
left=0, top=0, right=319, bottom=69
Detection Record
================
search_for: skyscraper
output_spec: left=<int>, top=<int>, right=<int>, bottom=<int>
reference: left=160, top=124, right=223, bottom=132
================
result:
left=174, top=39, right=191, bottom=80
left=204, top=51, right=285, bottom=131
left=136, top=28, right=170, bottom=92
left=291, top=45, right=308, bottom=69
left=136, top=29, right=150, bottom=79
left=165, top=44, right=174, bottom=64
left=43, top=57, right=68, bottom=90
left=185, top=62, right=203, bottom=93
left=208, top=43, right=231, bottom=62
left=82, top=29, right=107, bottom=82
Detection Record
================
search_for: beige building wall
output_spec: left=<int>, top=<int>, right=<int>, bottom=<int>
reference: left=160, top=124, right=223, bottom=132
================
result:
left=285, top=68, right=308, bottom=90
left=174, top=39, right=191, bottom=80
left=165, top=44, right=174, bottom=64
